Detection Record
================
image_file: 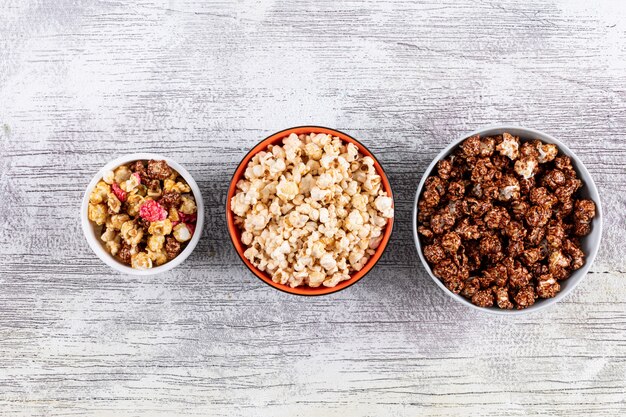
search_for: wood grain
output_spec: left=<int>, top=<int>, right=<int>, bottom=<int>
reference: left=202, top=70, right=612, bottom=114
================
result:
left=1, top=0, right=625, bottom=415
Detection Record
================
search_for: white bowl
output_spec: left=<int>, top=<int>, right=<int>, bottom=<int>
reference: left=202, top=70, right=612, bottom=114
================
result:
left=81, top=153, right=204, bottom=275
left=412, top=126, right=603, bottom=315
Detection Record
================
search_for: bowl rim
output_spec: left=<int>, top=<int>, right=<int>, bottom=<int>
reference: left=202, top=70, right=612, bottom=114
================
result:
left=412, top=125, right=603, bottom=315
left=226, top=126, right=395, bottom=296
left=81, top=153, right=204, bottom=276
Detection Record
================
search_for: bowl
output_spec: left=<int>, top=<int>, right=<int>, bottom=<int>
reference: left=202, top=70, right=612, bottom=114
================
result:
left=412, top=126, right=602, bottom=315
left=226, top=126, right=395, bottom=295
left=81, top=153, right=204, bottom=275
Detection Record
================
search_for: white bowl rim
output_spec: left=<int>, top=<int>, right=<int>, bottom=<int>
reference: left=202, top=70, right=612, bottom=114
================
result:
left=81, top=153, right=204, bottom=276
left=412, top=125, right=603, bottom=316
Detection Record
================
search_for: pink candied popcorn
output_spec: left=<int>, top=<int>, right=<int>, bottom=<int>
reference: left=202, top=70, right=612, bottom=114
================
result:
left=111, top=182, right=127, bottom=202
left=139, top=200, right=167, bottom=222
left=132, top=172, right=142, bottom=184
left=178, top=211, right=197, bottom=224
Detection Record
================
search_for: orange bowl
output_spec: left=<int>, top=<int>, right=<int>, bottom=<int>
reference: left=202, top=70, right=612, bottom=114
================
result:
left=226, top=126, right=394, bottom=296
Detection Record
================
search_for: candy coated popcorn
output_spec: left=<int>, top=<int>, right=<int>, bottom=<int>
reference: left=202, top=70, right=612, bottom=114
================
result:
left=87, top=160, right=197, bottom=269
left=417, top=133, right=597, bottom=310
left=139, top=200, right=167, bottom=222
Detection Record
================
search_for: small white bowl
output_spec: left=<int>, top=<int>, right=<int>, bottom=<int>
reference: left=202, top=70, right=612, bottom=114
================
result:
left=413, top=126, right=603, bottom=315
left=81, top=153, right=204, bottom=275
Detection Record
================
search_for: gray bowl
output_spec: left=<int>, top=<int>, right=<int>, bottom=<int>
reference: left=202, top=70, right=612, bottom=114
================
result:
left=412, top=126, right=603, bottom=315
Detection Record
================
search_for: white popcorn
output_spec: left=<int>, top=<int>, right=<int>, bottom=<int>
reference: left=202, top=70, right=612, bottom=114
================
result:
left=276, top=178, right=299, bottom=201
left=374, top=196, right=394, bottom=218
left=308, top=270, right=326, bottom=287
left=244, top=246, right=259, bottom=261
left=514, top=157, right=538, bottom=180
left=245, top=211, right=270, bottom=232
left=351, top=194, right=368, bottom=211
left=122, top=173, right=141, bottom=193
left=318, top=207, right=330, bottom=224
left=172, top=223, right=192, bottom=242
left=346, top=210, right=364, bottom=231
left=346, top=143, right=359, bottom=162
left=269, top=158, right=286, bottom=176
left=323, top=272, right=350, bottom=287
left=310, top=186, right=331, bottom=202
left=288, top=211, right=308, bottom=228
left=363, top=175, right=381, bottom=193
left=499, top=185, right=520, bottom=201
left=241, top=231, right=253, bottom=245
left=537, top=142, right=558, bottom=163
left=230, top=132, right=394, bottom=288
left=103, top=170, right=115, bottom=184
left=304, top=142, right=323, bottom=160
left=319, top=253, right=337, bottom=271
left=497, top=132, right=520, bottom=160
left=345, top=180, right=359, bottom=196
left=320, top=154, right=335, bottom=169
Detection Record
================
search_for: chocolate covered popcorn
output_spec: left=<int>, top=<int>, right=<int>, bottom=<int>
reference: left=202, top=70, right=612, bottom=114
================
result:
left=87, top=160, right=197, bottom=270
left=230, top=132, right=394, bottom=288
left=417, top=133, right=597, bottom=310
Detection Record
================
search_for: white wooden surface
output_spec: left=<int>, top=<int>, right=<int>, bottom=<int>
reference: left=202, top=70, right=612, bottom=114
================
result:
left=1, top=0, right=626, bottom=415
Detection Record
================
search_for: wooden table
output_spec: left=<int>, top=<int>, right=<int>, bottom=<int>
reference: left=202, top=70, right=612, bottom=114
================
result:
left=1, top=0, right=625, bottom=415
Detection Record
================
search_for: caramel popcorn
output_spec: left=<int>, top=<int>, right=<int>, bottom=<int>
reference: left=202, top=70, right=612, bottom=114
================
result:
left=87, top=160, right=197, bottom=269
left=230, top=132, right=393, bottom=288
left=418, top=133, right=597, bottom=309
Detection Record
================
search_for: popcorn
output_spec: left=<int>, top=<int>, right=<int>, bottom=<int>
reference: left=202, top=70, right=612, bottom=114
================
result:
left=131, top=252, right=152, bottom=270
left=163, top=179, right=191, bottom=194
left=107, top=193, right=121, bottom=213
left=120, top=220, right=144, bottom=246
left=121, top=172, right=141, bottom=193
left=107, top=214, right=129, bottom=230
left=100, top=227, right=117, bottom=243
left=374, top=196, right=394, bottom=218
left=114, top=165, right=132, bottom=183
left=514, top=156, right=538, bottom=180
left=173, top=223, right=192, bottom=242
left=147, top=249, right=168, bottom=266
left=537, top=142, right=558, bottom=163
left=140, top=200, right=167, bottom=222
left=111, top=182, right=128, bottom=202
left=146, top=160, right=172, bottom=180
left=319, top=253, right=338, bottom=271
left=90, top=181, right=110, bottom=204
left=276, top=178, right=299, bottom=201
left=497, top=175, right=520, bottom=202
left=148, top=219, right=173, bottom=236
left=179, top=195, right=197, bottom=215
left=231, top=132, right=393, bottom=288
left=105, top=239, right=121, bottom=256
left=103, top=170, right=115, bottom=185
left=513, top=285, right=537, bottom=309
left=497, top=132, right=520, bottom=160
left=126, top=194, right=145, bottom=217
left=147, top=234, right=165, bottom=252
left=165, top=236, right=181, bottom=260
left=86, top=160, right=197, bottom=269
left=417, top=133, right=597, bottom=310
left=88, top=203, right=108, bottom=226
